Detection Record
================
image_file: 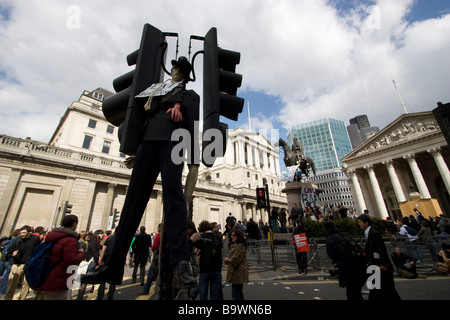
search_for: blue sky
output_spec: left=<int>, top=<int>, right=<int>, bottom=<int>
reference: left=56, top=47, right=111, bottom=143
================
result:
left=0, top=0, right=449, bottom=152
left=222, top=0, right=450, bottom=142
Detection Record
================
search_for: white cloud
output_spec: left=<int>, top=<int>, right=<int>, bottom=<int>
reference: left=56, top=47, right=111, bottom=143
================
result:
left=0, top=0, right=449, bottom=142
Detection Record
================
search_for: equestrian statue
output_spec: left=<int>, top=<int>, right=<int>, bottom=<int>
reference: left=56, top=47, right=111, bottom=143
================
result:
left=278, top=138, right=316, bottom=178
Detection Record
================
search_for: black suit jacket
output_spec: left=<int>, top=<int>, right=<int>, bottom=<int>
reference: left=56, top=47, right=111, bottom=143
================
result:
left=364, top=227, right=393, bottom=269
left=142, top=88, right=200, bottom=143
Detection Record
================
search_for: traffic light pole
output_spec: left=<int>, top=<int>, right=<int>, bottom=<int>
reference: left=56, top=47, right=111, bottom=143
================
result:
left=265, top=184, right=277, bottom=270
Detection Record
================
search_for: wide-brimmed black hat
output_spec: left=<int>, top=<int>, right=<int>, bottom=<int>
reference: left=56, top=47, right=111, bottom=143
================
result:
left=171, top=56, right=192, bottom=81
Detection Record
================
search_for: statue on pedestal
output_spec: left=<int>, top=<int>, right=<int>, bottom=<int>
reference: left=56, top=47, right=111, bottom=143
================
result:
left=278, top=138, right=316, bottom=180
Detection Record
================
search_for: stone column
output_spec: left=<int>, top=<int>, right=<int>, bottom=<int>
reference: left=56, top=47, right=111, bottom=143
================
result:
left=364, top=165, right=389, bottom=219
left=0, top=168, right=22, bottom=234
left=246, top=142, right=253, bottom=167
left=347, top=169, right=367, bottom=214
left=403, top=154, right=431, bottom=199
left=383, top=160, right=407, bottom=203
left=101, top=183, right=117, bottom=229
left=428, top=147, right=450, bottom=194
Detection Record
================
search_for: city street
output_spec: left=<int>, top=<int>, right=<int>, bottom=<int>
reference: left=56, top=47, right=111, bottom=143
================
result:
left=65, top=266, right=450, bottom=301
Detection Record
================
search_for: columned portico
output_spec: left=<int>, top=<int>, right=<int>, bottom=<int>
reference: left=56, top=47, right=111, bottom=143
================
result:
left=383, top=160, right=406, bottom=203
left=347, top=169, right=366, bottom=214
left=428, top=147, right=450, bottom=195
left=342, top=111, right=449, bottom=220
left=364, top=165, right=389, bottom=219
left=403, top=154, right=431, bottom=199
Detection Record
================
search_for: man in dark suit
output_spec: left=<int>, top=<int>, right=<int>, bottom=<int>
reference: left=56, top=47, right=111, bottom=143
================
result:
left=132, top=226, right=152, bottom=285
left=357, top=215, right=401, bottom=301
left=82, top=57, right=198, bottom=288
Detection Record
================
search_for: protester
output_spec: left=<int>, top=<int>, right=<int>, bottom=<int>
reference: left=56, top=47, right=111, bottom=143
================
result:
left=224, top=229, right=249, bottom=300
left=96, top=230, right=117, bottom=300
left=35, top=215, right=85, bottom=300
left=293, top=221, right=309, bottom=275
left=192, top=220, right=223, bottom=300
left=132, top=226, right=152, bottom=286
left=4, top=225, right=40, bottom=300
left=391, top=246, right=425, bottom=279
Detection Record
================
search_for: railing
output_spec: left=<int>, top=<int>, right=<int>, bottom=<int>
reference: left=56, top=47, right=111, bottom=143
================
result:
left=0, top=134, right=130, bottom=173
left=226, top=234, right=450, bottom=274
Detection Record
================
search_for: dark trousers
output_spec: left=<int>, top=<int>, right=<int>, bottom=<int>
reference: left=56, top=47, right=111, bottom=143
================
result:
left=106, top=141, right=190, bottom=276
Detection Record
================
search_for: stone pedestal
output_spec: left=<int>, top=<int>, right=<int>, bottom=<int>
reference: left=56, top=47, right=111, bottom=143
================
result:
left=281, top=181, right=319, bottom=213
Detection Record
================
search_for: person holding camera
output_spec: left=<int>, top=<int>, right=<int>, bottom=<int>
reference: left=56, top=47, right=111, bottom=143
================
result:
left=191, top=220, right=223, bottom=300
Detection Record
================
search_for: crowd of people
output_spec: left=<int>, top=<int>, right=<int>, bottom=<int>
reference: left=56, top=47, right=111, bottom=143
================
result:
left=1, top=206, right=449, bottom=301
left=0, top=214, right=251, bottom=301
left=0, top=215, right=156, bottom=300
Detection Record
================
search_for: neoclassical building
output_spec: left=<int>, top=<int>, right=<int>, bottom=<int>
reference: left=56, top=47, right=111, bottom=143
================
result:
left=0, top=88, right=287, bottom=236
left=342, top=110, right=450, bottom=220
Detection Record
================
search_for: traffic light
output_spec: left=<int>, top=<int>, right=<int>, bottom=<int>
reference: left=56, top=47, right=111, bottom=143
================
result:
left=433, top=102, right=450, bottom=146
left=256, top=187, right=267, bottom=209
left=62, top=201, right=73, bottom=215
left=112, top=209, right=120, bottom=229
left=102, top=23, right=167, bottom=155
left=202, top=27, right=244, bottom=167
left=60, top=201, right=73, bottom=224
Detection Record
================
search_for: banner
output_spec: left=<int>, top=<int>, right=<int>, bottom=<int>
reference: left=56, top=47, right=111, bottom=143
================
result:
left=278, top=165, right=298, bottom=182
left=294, top=233, right=310, bottom=253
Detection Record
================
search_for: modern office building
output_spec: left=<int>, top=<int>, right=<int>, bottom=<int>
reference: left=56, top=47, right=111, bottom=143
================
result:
left=342, top=110, right=450, bottom=220
left=286, top=118, right=354, bottom=210
left=286, top=118, right=353, bottom=172
left=347, top=114, right=380, bottom=149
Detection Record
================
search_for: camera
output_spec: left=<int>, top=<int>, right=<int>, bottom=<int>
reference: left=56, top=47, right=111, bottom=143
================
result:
left=329, top=264, right=340, bottom=277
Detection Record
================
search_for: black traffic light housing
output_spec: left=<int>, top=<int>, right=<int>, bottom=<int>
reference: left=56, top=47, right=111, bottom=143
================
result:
left=102, top=23, right=168, bottom=155
left=433, top=102, right=450, bottom=146
left=60, top=201, right=73, bottom=224
left=202, top=27, right=244, bottom=167
left=256, top=187, right=267, bottom=209
left=112, top=209, right=120, bottom=229
left=63, top=201, right=73, bottom=215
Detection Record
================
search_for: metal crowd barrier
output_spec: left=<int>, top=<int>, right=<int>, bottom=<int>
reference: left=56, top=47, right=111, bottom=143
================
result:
left=223, top=234, right=450, bottom=273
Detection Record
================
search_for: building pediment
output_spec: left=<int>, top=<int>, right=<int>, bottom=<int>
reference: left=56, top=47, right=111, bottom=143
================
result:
left=343, top=111, right=440, bottom=161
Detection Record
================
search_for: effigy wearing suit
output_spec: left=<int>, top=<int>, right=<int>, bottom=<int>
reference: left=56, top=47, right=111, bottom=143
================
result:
left=106, top=85, right=200, bottom=283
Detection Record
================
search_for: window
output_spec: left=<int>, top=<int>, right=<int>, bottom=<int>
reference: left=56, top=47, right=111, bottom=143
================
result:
left=88, top=119, right=97, bottom=129
left=93, top=92, right=104, bottom=101
left=102, top=140, right=111, bottom=154
left=82, top=135, right=93, bottom=149
left=106, top=125, right=114, bottom=134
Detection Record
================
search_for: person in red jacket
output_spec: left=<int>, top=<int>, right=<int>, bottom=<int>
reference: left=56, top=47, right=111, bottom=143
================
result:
left=35, top=214, right=84, bottom=300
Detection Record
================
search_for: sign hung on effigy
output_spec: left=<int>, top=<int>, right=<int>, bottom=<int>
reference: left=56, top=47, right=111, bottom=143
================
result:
left=135, top=81, right=183, bottom=98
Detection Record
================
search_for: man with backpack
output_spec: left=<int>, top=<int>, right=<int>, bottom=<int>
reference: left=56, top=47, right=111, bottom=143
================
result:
left=4, top=225, right=40, bottom=300
left=324, top=221, right=367, bottom=300
left=192, top=220, right=223, bottom=300
left=34, top=214, right=84, bottom=300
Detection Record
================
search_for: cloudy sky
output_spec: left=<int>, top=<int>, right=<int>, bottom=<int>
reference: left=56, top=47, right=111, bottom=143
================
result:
left=0, top=0, right=449, bottom=144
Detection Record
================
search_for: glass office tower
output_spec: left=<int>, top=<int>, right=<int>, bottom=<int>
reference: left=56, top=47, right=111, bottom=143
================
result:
left=286, top=118, right=352, bottom=172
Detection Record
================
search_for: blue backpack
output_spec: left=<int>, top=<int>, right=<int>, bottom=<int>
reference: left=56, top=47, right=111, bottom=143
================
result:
left=24, top=241, right=54, bottom=289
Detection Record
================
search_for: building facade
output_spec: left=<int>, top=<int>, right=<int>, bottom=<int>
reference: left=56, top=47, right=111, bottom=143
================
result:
left=286, top=118, right=354, bottom=209
left=342, top=111, right=450, bottom=220
left=287, top=118, right=353, bottom=172
left=0, top=89, right=287, bottom=236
